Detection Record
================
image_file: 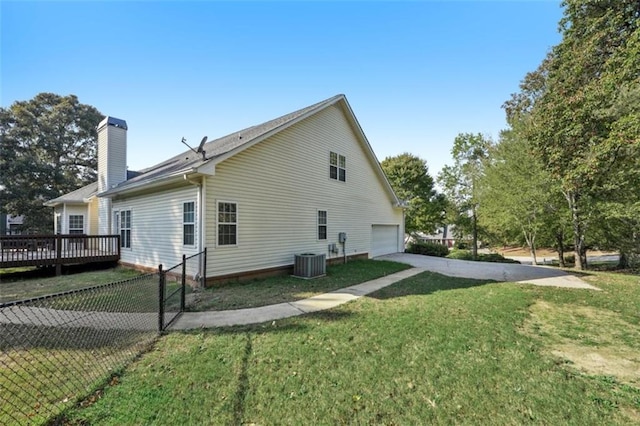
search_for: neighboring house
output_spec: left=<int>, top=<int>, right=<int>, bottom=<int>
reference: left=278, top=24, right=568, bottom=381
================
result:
left=0, top=214, right=24, bottom=235
left=409, top=225, right=457, bottom=248
left=46, top=94, right=405, bottom=282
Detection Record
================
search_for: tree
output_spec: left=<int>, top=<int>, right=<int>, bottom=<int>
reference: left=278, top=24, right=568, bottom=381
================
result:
left=0, top=93, right=103, bottom=233
left=478, top=130, right=548, bottom=264
left=381, top=153, right=446, bottom=237
left=521, top=0, right=640, bottom=269
left=438, top=133, right=490, bottom=260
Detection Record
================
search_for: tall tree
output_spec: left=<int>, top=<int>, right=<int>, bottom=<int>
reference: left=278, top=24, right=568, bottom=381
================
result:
left=438, top=133, right=490, bottom=260
left=522, top=0, right=640, bottom=269
left=381, top=153, right=445, bottom=237
left=0, top=93, right=103, bottom=233
left=479, top=130, right=549, bottom=264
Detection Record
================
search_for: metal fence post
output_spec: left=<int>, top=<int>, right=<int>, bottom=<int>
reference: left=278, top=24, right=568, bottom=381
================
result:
left=201, top=247, right=207, bottom=288
left=158, top=264, right=165, bottom=332
left=181, top=254, right=186, bottom=312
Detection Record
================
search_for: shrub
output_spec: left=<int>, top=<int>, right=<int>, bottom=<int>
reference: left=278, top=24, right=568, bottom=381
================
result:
left=446, top=250, right=520, bottom=264
left=406, top=241, right=449, bottom=257
left=446, top=249, right=474, bottom=261
left=455, top=241, right=468, bottom=250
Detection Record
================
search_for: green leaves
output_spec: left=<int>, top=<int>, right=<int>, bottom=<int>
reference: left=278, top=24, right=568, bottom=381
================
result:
left=0, top=93, right=103, bottom=233
left=380, top=153, right=445, bottom=235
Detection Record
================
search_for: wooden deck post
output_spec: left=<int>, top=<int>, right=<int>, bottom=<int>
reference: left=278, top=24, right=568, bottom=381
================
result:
left=55, top=235, right=62, bottom=276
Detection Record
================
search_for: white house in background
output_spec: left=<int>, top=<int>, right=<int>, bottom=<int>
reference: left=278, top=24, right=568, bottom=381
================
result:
left=46, top=94, right=405, bottom=283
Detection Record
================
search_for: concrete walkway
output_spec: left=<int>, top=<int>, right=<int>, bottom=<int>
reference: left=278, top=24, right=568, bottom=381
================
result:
left=171, top=267, right=423, bottom=330
left=377, top=253, right=600, bottom=290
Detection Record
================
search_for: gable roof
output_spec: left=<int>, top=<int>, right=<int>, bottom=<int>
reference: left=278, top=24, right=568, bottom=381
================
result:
left=44, top=181, right=98, bottom=207
left=99, top=94, right=401, bottom=205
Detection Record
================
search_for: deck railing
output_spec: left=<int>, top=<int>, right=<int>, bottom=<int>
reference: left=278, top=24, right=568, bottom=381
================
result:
left=0, top=234, right=120, bottom=272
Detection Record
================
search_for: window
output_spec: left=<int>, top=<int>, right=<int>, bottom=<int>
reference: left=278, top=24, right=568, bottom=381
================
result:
left=183, top=202, right=195, bottom=246
left=217, top=202, right=237, bottom=246
left=330, top=151, right=346, bottom=182
left=68, top=215, right=84, bottom=234
left=120, top=210, right=131, bottom=249
left=55, top=214, right=61, bottom=234
left=318, top=210, right=327, bottom=240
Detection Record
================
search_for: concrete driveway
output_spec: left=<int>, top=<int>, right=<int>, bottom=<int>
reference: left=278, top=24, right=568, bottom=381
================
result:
left=377, top=253, right=599, bottom=290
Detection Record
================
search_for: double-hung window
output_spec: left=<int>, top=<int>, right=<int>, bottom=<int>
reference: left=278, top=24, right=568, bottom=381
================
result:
left=183, top=202, right=196, bottom=246
left=318, top=210, right=327, bottom=240
left=330, top=151, right=346, bottom=182
left=217, top=202, right=237, bottom=246
left=119, top=210, right=132, bottom=249
left=68, top=215, right=84, bottom=234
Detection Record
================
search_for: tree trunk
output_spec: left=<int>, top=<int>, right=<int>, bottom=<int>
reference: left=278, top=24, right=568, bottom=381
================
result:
left=565, top=190, right=587, bottom=270
left=472, top=209, right=478, bottom=260
left=524, top=230, right=537, bottom=265
left=618, top=251, right=628, bottom=269
left=556, top=232, right=566, bottom=268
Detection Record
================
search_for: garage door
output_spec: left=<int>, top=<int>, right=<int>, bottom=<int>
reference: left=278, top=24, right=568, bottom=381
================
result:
left=371, top=225, right=399, bottom=257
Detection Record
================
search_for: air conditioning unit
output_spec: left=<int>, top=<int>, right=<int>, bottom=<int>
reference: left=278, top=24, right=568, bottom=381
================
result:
left=293, top=253, right=326, bottom=278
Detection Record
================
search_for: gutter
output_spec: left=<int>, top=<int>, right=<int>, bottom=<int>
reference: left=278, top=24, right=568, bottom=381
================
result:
left=184, top=174, right=204, bottom=254
left=98, top=168, right=198, bottom=198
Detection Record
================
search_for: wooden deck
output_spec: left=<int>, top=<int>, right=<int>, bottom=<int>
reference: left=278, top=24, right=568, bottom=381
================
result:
left=0, top=234, right=120, bottom=274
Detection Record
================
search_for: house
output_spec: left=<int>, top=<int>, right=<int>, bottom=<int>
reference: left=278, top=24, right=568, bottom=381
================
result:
left=46, top=95, right=405, bottom=283
left=409, top=225, right=457, bottom=248
left=1, top=214, right=24, bottom=235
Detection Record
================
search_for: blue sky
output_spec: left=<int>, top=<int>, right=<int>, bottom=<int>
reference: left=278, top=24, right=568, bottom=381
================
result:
left=1, top=1, right=563, bottom=176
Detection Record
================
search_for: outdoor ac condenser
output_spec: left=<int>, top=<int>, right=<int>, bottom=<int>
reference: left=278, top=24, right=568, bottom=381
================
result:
left=293, top=253, right=326, bottom=278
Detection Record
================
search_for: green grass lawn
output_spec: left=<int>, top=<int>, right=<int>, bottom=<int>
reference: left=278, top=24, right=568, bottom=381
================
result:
left=0, top=266, right=144, bottom=303
left=61, top=270, right=640, bottom=425
left=187, top=259, right=411, bottom=311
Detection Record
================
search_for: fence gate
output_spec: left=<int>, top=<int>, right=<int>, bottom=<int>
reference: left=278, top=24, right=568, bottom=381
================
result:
left=158, top=249, right=207, bottom=331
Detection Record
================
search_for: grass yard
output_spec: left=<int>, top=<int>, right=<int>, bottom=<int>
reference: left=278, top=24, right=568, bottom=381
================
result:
left=62, top=269, right=640, bottom=425
left=0, top=266, right=144, bottom=303
left=188, top=259, right=411, bottom=311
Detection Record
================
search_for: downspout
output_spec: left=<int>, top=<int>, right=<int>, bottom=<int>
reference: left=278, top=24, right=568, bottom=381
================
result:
left=184, top=174, right=204, bottom=285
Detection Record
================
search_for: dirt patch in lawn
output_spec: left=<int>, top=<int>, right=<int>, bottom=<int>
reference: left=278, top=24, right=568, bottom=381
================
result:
left=523, top=301, right=640, bottom=386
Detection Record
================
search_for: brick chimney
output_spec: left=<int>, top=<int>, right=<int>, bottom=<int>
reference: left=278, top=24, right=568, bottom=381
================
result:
left=97, top=116, right=127, bottom=235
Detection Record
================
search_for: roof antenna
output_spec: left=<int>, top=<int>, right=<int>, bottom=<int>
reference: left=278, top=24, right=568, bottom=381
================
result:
left=181, top=136, right=208, bottom=160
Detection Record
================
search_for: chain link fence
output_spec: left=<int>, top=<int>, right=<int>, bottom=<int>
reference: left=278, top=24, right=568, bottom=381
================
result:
left=160, top=250, right=207, bottom=331
left=0, top=273, right=159, bottom=424
left=0, top=249, right=206, bottom=425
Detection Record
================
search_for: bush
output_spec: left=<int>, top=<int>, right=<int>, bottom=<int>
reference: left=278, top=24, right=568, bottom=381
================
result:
left=406, top=241, right=449, bottom=257
left=446, top=249, right=474, bottom=260
left=455, top=241, right=468, bottom=250
left=446, top=249, right=520, bottom=264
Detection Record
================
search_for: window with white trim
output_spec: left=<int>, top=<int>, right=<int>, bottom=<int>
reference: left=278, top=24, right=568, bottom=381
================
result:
left=217, top=202, right=237, bottom=246
left=119, top=210, right=131, bottom=249
left=55, top=214, right=61, bottom=234
left=330, top=151, right=346, bottom=182
left=318, top=210, right=327, bottom=240
left=183, top=201, right=196, bottom=246
left=68, top=215, right=84, bottom=234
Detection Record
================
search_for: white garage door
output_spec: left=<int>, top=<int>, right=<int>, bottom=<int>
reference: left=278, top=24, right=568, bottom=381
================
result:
left=371, top=225, right=399, bottom=257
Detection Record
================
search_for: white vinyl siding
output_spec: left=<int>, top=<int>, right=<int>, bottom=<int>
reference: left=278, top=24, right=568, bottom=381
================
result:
left=88, top=197, right=99, bottom=234
left=204, top=103, right=403, bottom=277
left=97, top=123, right=127, bottom=235
left=112, top=186, right=199, bottom=273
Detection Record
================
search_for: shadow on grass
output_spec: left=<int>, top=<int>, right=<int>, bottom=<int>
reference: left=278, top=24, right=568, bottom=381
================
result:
left=0, top=262, right=119, bottom=283
left=369, top=271, right=496, bottom=300
left=233, top=333, right=252, bottom=426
